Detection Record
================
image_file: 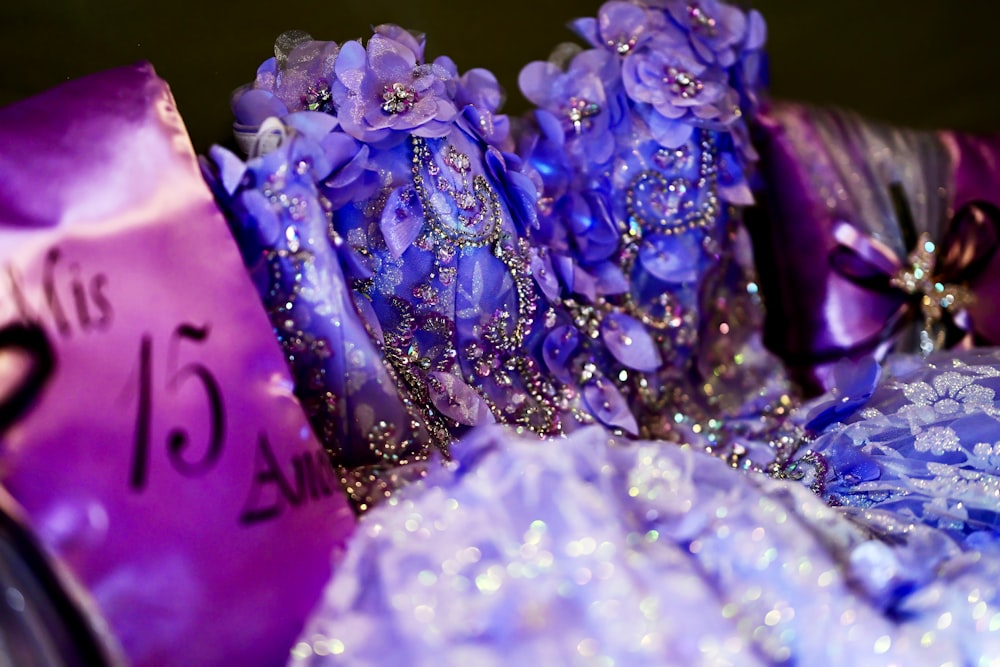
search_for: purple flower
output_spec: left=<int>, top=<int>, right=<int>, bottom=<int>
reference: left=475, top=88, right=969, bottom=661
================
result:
left=558, top=189, right=620, bottom=264
left=331, top=32, right=458, bottom=145
left=622, top=31, right=739, bottom=127
left=550, top=256, right=626, bottom=302
left=246, top=111, right=377, bottom=211
left=483, top=146, right=539, bottom=232
left=454, top=67, right=512, bottom=149
left=543, top=325, right=581, bottom=385
left=230, top=34, right=341, bottom=154
left=457, top=105, right=513, bottom=151
left=455, top=66, right=504, bottom=115
left=729, top=11, right=768, bottom=114
left=232, top=86, right=287, bottom=126
left=742, top=8, right=767, bottom=52
left=582, top=375, right=638, bottom=434
left=316, top=129, right=380, bottom=210
left=518, top=109, right=574, bottom=211
left=631, top=102, right=694, bottom=148
left=637, top=233, right=702, bottom=283
left=662, top=0, right=750, bottom=67
left=517, top=134, right=630, bottom=301
left=519, top=48, right=621, bottom=166
left=234, top=35, right=340, bottom=125
left=600, top=311, right=663, bottom=371
left=570, top=1, right=663, bottom=56
left=371, top=24, right=427, bottom=61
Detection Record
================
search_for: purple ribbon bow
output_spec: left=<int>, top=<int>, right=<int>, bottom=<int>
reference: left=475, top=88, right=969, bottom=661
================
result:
left=829, top=198, right=1000, bottom=352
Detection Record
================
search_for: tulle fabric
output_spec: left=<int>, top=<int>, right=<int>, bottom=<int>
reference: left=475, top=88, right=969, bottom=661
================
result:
left=290, top=424, right=1000, bottom=666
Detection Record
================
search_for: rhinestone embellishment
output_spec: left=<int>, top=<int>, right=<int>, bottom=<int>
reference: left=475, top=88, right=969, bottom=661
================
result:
left=665, top=66, right=703, bottom=99
left=382, top=82, right=419, bottom=114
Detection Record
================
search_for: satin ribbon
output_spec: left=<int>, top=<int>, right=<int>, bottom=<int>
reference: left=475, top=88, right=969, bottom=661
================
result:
left=829, top=198, right=1000, bottom=352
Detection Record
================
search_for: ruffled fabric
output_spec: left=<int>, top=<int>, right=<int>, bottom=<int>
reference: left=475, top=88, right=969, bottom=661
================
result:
left=290, top=424, right=1000, bottom=666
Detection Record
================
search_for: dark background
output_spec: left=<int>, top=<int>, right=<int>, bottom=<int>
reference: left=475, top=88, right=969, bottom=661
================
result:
left=4, top=1, right=1000, bottom=153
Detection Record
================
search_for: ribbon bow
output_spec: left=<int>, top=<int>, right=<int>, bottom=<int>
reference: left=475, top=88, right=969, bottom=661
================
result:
left=829, top=183, right=1000, bottom=354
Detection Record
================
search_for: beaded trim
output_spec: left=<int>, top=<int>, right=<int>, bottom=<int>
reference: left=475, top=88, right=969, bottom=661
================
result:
left=620, top=133, right=720, bottom=330
left=354, top=136, right=568, bottom=442
left=551, top=133, right=720, bottom=341
left=623, top=146, right=719, bottom=238
left=411, top=138, right=504, bottom=248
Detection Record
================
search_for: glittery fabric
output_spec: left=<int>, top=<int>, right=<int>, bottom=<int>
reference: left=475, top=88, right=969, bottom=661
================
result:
left=205, top=125, right=440, bottom=509
left=290, top=424, right=1000, bottom=666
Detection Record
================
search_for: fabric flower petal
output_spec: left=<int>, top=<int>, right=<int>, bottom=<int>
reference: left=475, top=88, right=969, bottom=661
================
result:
left=543, top=325, right=580, bottom=385
left=638, top=233, right=701, bottom=283
left=804, top=357, right=882, bottom=432
left=427, top=372, right=496, bottom=426
left=285, top=111, right=340, bottom=141
left=600, top=311, right=662, bottom=371
left=592, top=261, right=629, bottom=295
left=582, top=376, right=638, bottom=434
left=380, top=186, right=425, bottom=258
left=232, top=88, right=289, bottom=128
left=530, top=250, right=562, bottom=302
left=207, top=145, right=248, bottom=195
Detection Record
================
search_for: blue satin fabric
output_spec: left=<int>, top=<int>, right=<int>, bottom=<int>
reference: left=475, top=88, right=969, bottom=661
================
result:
left=810, top=349, right=1000, bottom=546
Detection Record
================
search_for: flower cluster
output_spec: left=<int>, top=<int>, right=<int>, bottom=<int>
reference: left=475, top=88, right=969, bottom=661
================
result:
left=519, top=0, right=764, bottom=183
left=224, top=24, right=539, bottom=252
left=231, top=25, right=516, bottom=158
left=519, top=0, right=766, bottom=284
left=220, top=24, right=544, bottom=305
left=518, top=1, right=764, bottom=305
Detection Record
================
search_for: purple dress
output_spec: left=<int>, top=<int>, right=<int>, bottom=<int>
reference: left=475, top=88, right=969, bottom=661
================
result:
left=201, top=3, right=1000, bottom=666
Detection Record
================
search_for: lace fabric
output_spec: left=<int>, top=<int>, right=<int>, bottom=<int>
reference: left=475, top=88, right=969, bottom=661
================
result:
left=810, top=348, right=1000, bottom=544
